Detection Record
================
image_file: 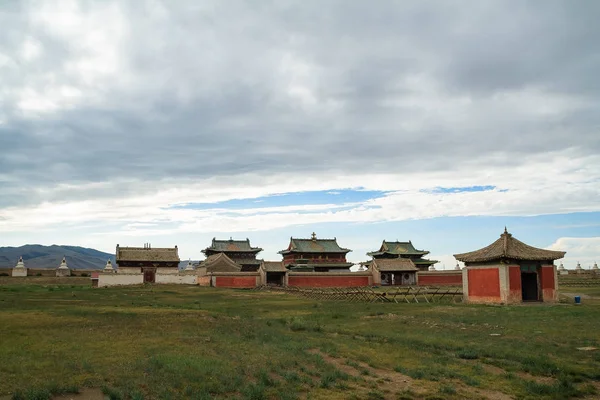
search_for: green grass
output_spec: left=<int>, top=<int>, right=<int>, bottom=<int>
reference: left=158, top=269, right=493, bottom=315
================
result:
left=0, top=282, right=599, bottom=399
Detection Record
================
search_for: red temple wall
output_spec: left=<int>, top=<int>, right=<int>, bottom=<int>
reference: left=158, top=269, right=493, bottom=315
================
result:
left=508, top=266, right=522, bottom=302
left=540, top=266, right=556, bottom=301
left=468, top=268, right=501, bottom=301
left=417, top=271, right=462, bottom=286
left=215, top=276, right=257, bottom=288
left=288, top=275, right=370, bottom=287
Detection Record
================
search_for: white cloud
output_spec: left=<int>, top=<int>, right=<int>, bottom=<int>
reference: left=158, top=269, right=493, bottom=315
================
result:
left=548, top=237, right=600, bottom=269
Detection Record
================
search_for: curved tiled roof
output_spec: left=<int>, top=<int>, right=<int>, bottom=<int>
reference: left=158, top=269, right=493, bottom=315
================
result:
left=203, top=238, right=263, bottom=254
left=116, top=246, right=180, bottom=262
left=279, top=236, right=351, bottom=254
left=454, top=229, right=566, bottom=263
left=367, top=240, right=429, bottom=257
left=372, top=258, right=418, bottom=271
left=262, top=261, right=287, bottom=272
left=200, top=253, right=241, bottom=272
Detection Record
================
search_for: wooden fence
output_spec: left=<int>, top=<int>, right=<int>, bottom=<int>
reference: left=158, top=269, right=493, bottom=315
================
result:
left=258, top=285, right=463, bottom=303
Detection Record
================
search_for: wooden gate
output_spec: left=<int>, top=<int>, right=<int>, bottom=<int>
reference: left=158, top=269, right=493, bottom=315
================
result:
left=142, top=267, right=156, bottom=283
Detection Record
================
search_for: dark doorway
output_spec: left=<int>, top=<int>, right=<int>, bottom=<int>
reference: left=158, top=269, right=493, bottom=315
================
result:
left=521, top=272, right=539, bottom=301
left=266, top=272, right=285, bottom=286
left=143, top=267, right=156, bottom=283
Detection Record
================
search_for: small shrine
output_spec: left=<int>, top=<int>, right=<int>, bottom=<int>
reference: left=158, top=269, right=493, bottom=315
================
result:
left=370, top=258, right=418, bottom=286
left=184, top=260, right=195, bottom=272
left=558, top=262, right=568, bottom=275
left=103, top=259, right=115, bottom=273
left=12, top=256, right=27, bottom=277
left=454, top=228, right=565, bottom=304
left=56, top=256, right=71, bottom=277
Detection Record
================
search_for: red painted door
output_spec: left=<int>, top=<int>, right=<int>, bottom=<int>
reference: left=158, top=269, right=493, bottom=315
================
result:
left=143, top=268, right=156, bottom=283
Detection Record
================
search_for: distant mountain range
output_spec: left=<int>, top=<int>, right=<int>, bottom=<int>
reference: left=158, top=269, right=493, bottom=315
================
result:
left=0, top=245, right=199, bottom=270
left=0, top=245, right=115, bottom=270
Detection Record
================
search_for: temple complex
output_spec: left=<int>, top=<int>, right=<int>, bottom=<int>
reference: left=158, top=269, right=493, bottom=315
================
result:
left=454, top=228, right=565, bottom=304
left=279, top=233, right=353, bottom=272
left=202, top=238, right=263, bottom=271
left=116, top=244, right=180, bottom=283
left=366, top=240, right=438, bottom=272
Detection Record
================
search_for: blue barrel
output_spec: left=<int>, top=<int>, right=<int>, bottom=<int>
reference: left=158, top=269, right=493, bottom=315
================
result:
left=574, top=296, right=581, bottom=304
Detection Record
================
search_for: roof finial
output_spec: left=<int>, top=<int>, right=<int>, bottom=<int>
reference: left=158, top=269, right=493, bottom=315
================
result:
left=311, top=232, right=317, bottom=240
left=504, top=226, right=508, bottom=234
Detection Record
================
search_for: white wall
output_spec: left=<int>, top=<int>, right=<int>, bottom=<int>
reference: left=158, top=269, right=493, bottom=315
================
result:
left=155, top=274, right=197, bottom=284
left=117, top=267, right=140, bottom=274
left=98, top=273, right=144, bottom=287
left=12, top=268, right=27, bottom=277
left=156, top=267, right=179, bottom=275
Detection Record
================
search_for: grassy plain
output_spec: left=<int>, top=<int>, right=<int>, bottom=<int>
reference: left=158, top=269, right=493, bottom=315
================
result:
left=0, top=280, right=599, bottom=400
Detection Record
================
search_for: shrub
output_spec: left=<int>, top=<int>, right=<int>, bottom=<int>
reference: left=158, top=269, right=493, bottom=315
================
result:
left=456, top=349, right=479, bottom=360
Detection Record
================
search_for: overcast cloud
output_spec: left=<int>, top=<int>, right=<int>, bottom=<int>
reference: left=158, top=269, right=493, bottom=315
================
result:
left=1, top=0, right=599, bottom=263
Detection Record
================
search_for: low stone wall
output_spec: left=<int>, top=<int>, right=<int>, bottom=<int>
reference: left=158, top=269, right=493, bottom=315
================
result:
left=97, top=273, right=144, bottom=287
left=155, top=274, right=197, bottom=285
left=288, top=272, right=372, bottom=287
left=417, top=270, right=462, bottom=286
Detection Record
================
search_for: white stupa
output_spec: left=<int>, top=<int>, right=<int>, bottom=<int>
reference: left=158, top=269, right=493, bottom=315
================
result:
left=56, top=256, right=71, bottom=277
left=454, top=263, right=461, bottom=270
left=558, top=262, right=565, bottom=271
left=593, top=262, right=599, bottom=271
left=428, top=265, right=436, bottom=271
left=184, top=259, right=195, bottom=272
left=576, top=262, right=583, bottom=271
left=58, top=257, right=69, bottom=269
left=12, top=256, right=27, bottom=277
left=15, top=256, right=25, bottom=269
left=104, top=259, right=114, bottom=272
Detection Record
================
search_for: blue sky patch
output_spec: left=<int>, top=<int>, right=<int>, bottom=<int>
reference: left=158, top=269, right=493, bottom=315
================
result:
left=170, top=189, right=388, bottom=210
left=424, top=185, right=497, bottom=194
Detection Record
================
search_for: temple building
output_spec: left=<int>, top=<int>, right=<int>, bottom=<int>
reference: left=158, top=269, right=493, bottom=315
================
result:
left=116, top=244, right=180, bottom=283
left=366, top=240, right=438, bottom=272
left=454, top=228, right=565, bottom=304
left=370, top=258, right=418, bottom=286
left=279, top=233, right=353, bottom=272
left=197, top=253, right=242, bottom=274
left=202, top=238, right=263, bottom=271
left=262, top=261, right=287, bottom=286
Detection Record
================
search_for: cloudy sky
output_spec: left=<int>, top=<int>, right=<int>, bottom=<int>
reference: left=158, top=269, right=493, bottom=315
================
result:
left=1, top=0, right=599, bottom=269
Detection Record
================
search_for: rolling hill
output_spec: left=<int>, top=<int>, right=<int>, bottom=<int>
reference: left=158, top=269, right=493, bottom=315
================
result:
left=0, top=245, right=115, bottom=270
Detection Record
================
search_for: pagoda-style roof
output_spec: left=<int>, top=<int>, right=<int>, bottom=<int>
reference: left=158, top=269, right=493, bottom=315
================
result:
left=200, top=253, right=241, bottom=273
left=287, top=262, right=353, bottom=269
left=202, top=238, right=263, bottom=255
left=279, top=233, right=351, bottom=255
left=261, top=261, right=287, bottom=272
left=116, top=245, right=180, bottom=262
left=454, top=228, right=566, bottom=263
left=371, top=258, right=418, bottom=272
left=367, top=240, right=429, bottom=257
